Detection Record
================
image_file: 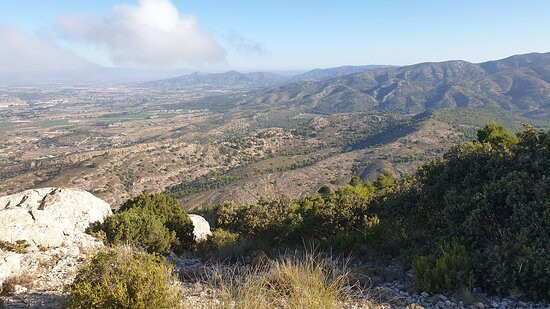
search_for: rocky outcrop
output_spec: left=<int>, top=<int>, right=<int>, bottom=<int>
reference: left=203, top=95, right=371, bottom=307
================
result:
left=188, top=214, right=212, bottom=242
left=0, top=187, right=112, bottom=250
left=0, top=187, right=112, bottom=306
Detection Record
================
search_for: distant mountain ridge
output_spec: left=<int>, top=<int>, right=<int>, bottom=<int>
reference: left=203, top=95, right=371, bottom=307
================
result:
left=228, top=52, right=550, bottom=119
left=139, top=70, right=288, bottom=89
left=139, top=65, right=394, bottom=90
left=288, top=65, right=394, bottom=82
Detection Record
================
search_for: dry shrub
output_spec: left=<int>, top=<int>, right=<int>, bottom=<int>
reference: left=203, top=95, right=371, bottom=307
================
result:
left=0, top=274, right=33, bottom=296
left=205, top=251, right=366, bottom=309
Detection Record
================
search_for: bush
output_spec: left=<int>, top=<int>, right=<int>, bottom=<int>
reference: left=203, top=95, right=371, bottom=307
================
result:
left=374, top=171, right=395, bottom=190
left=206, top=181, right=381, bottom=255
left=66, top=247, right=182, bottom=309
left=317, top=184, right=332, bottom=195
left=477, top=122, right=518, bottom=148
left=91, top=208, right=176, bottom=254
left=214, top=198, right=303, bottom=244
left=197, top=228, right=242, bottom=257
left=375, top=124, right=549, bottom=299
left=480, top=234, right=549, bottom=300
left=412, top=243, right=473, bottom=293
left=0, top=274, right=33, bottom=296
left=91, top=193, right=194, bottom=254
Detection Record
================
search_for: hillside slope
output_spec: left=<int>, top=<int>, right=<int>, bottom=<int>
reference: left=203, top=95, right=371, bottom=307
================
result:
left=215, top=52, right=550, bottom=118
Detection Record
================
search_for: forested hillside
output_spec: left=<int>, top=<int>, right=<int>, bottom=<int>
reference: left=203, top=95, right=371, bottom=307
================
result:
left=196, top=53, right=550, bottom=119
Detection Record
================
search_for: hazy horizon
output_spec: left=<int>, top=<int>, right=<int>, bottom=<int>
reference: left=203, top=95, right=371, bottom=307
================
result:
left=1, top=0, right=550, bottom=82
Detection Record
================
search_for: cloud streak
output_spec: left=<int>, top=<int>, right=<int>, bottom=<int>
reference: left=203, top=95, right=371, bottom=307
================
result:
left=0, top=27, right=93, bottom=73
left=58, top=0, right=226, bottom=67
left=226, top=31, right=268, bottom=56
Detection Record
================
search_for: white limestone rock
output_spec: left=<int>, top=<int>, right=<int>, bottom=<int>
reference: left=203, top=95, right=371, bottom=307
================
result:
left=188, top=214, right=212, bottom=242
left=0, top=187, right=112, bottom=287
left=0, top=187, right=112, bottom=250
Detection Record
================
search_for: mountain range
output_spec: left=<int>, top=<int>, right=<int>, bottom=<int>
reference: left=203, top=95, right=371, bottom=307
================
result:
left=138, top=70, right=288, bottom=89
left=201, top=52, right=549, bottom=119
left=139, top=65, right=393, bottom=90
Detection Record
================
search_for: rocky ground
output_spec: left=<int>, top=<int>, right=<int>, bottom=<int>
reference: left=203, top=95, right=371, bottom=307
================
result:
left=1, top=188, right=548, bottom=308
left=168, top=255, right=550, bottom=309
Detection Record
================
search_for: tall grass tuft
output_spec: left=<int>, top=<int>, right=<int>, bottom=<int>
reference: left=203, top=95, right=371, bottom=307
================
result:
left=204, top=251, right=367, bottom=309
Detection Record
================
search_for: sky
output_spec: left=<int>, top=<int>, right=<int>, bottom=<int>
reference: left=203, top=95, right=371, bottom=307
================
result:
left=1, top=0, right=550, bottom=75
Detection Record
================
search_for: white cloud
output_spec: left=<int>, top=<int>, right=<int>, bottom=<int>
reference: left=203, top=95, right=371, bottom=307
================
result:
left=0, top=27, right=92, bottom=72
left=226, top=31, right=268, bottom=56
left=58, top=0, right=226, bottom=67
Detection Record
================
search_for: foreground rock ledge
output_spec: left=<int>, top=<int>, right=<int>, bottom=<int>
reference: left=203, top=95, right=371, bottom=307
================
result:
left=0, top=187, right=113, bottom=288
left=0, top=187, right=112, bottom=250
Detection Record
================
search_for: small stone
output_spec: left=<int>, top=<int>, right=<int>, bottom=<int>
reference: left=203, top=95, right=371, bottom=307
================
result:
left=421, top=291, right=430, bottom=298
left=476, top=302, right=485, bottom=308
left=445, top=300, right=453, bottom=306
left=518, top=302, right=527, bottom=307
left=14, top=285, right=28, bottom=294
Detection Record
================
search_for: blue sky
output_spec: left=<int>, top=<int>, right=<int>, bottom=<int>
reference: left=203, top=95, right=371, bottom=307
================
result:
left=1, top=0, right=549, bottom=72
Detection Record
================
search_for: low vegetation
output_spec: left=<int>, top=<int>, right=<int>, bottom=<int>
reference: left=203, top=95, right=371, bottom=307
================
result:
left=412, top=243, right=473, bottom=293
left=198, top=123, right=549, bottom=300
left=372, top=123, right=549, bottom=299
left=77, top=122, right=548, bottom=305
left=202, top=175, right=384, bottom=255
left=0, top=240, right=30, bottom=254
left=66, top=247, right=182, bottom=309
left=207, top=251, right=360, bottom=309
left=89, top=193, right=195, bottom=254
left=0, top=274, right=33, bottom=296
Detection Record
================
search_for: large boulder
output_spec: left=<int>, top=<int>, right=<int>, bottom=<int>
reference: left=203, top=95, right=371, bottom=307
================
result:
left=188, top=214, right=212, bottom=242
left=0, top=187, right=112, bottom=300
left=0, top=187, right=112, bottom=250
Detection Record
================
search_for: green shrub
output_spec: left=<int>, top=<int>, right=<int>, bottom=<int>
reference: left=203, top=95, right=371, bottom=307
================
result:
left=195, top=124, right=548, bottom=300
left=91, top=208, right=176, bottom=254
left=374, top=171, right=395, bottom=190
left=207, top=181, right=380, bottom=254
left=348, top=176, right=363, bottom=187
left=197, top=228, right=242, bottom=257
left=205, top=229, right=239, bottom=248
left=214, top=198, right=303, bottom=244
left=66, top=247, right=182, bottom=309
left=323, top=233, right=368, bottom=253
left=298, top=187, right=376, bottom=240
left=373, top=124, right=549, bottom=299
left=477, top=122, right=518, bottom=148
left=480, top=234, right=550, bottom=300
left=317, top=184, right=332, bottom=195
left=120, top=193, right=194, bottom=252
left=91, top=193, right=194, bottom=254
left=412, top=243, right=473, bottom=293
left=0, top=240, right=30, bottom=254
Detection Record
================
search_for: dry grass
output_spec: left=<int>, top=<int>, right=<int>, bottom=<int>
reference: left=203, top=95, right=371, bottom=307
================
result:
left=0, top=274, right=33, bottom=296
left=460, top=287, right=476, bottom=305
left=200, top=251, right=372, bottom=309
